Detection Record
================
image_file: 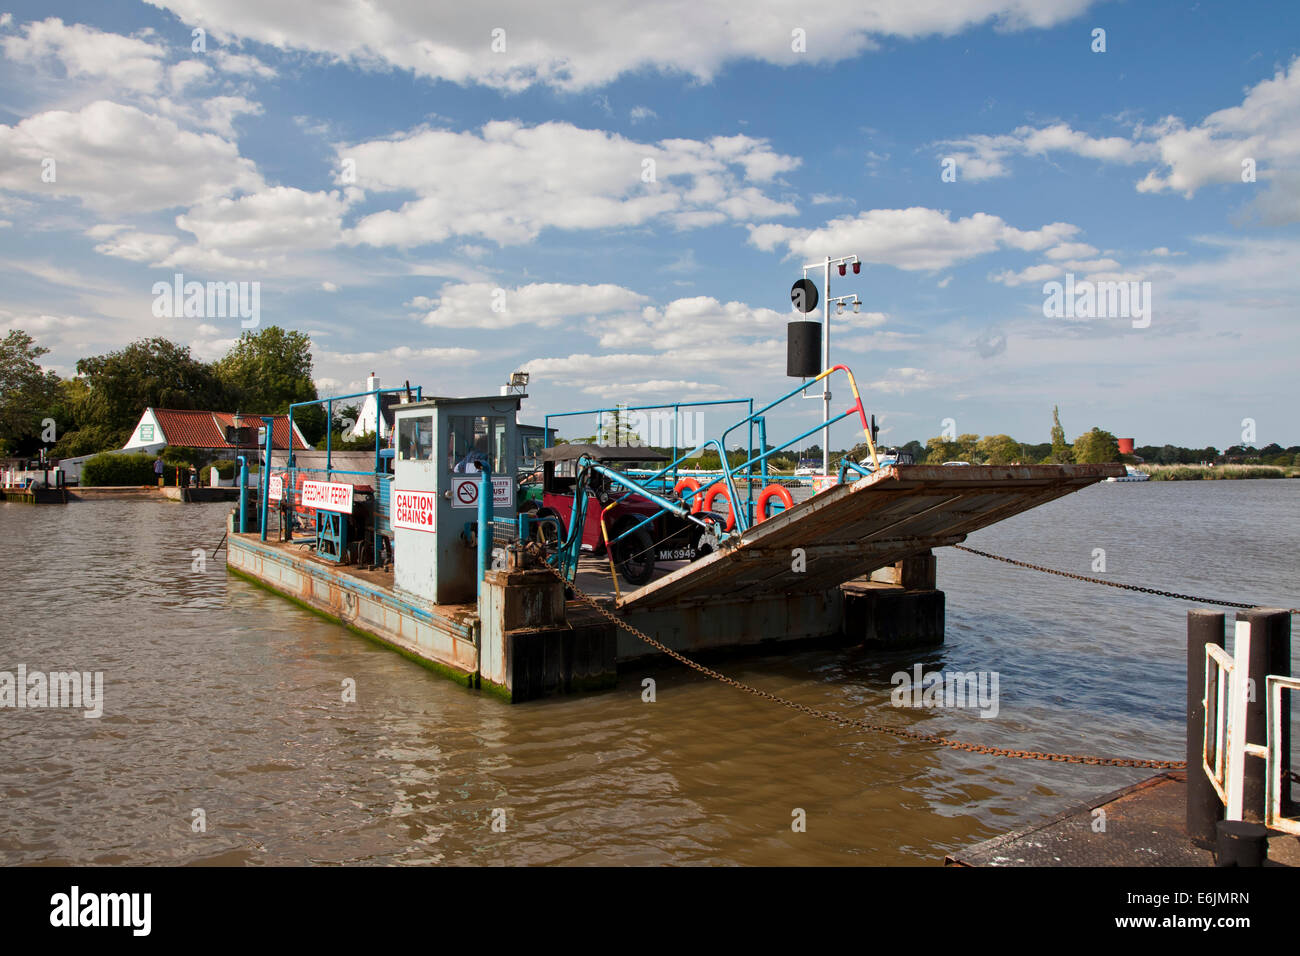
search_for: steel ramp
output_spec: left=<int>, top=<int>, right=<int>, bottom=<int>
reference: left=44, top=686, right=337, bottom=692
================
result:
left=618, top=463, right=1124, bottom=609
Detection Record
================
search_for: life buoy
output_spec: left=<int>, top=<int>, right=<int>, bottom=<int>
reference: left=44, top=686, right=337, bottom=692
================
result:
left=755, top=484, right=795, bottom=523
left=673, top=477, right=702, bottom=514
left=700, top=484, right=735, bottom=531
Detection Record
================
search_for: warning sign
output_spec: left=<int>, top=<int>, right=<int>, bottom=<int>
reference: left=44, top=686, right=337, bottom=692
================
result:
left=268, top=475, right=284, bottom=501
left=451, top=476, right=513, bottom=509
left=392, top=489, right=437, bottom=533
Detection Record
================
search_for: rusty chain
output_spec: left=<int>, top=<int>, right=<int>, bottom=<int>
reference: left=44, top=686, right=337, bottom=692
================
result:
left=953, top=545, right=1300, bottom=615
left=543, top=561, right=1186, bottom=770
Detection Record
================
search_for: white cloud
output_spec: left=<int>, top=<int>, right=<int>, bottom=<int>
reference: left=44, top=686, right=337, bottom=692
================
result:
left=581, top=379, right=725, bottom=397
left=341, top=121, right=799, bottom=248
left=90, top=230, right=180, bottom=264
left=938, top=123, right=1148, bottom=181
left=418, top=282, right=647, bottom=329
left=316, top=345, right=481, bottom=366
left=212, top=50, right=277, bottom=78
left=749, top=207, right=1079, bottom=271
left=941, top=58, right=1300, bottom=220
left=168, top=59, right=212, bottom=93
left=594, top=296, right=791, bottom=351
left=2, top=17, right=166, bottom=93
left=153, top=94, right=263, bottom=136
left=864, top=367, right=944, bottom=395
left=990, top=257, right=1126, bottom=287
left=0, top=100, right=263, bottom=214
left=143, top=0, right=1094, bottom=91
left=1138, top=59, right=1300, bottom=199
left=176, top=187, right=348, bottom=251
left=1044, top=242, right=1099, bottom=260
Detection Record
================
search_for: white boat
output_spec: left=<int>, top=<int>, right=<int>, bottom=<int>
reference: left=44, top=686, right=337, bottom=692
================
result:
left=1105, top=465, right=1150, bottom=482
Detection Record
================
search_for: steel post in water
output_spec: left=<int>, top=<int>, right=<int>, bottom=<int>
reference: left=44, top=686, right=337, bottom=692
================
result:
left=238, top=456, right=248, bottom=534
left=259, top=417, right=273, bottom=543
left=1238, top=607, right=1291, bottom=822
left=476, top=464, right=491, bottom=598
left=1215, top=819, right=1268, bottom=867
left=1187, top=609, right=1225, bottom=848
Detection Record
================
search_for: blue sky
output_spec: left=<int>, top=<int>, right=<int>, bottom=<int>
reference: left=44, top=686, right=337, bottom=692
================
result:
left=1, top=0, right=1297, bottom=451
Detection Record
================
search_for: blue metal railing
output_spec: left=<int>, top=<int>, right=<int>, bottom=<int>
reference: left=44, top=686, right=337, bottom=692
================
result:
left=544, top=398, right=759, bottom=521
left=277, top=385, right=421, bottom=562
left=550, top=366, right=878, bottom=581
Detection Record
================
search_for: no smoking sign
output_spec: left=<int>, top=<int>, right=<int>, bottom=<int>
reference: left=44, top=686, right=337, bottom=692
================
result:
left=451, top=476, right=514, bottom=509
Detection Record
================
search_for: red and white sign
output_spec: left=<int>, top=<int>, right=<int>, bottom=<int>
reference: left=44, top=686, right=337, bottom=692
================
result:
left=392, top=489, right=437, bottom=533
left=301, top=479, right=354, bottom=513
left=450, top=476, right=513, bottom=509
left=268, top=474, right=284, bottom=502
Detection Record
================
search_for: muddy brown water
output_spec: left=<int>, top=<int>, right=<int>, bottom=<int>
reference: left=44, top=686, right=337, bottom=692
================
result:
left=1, top=480, right=1296, bottom=865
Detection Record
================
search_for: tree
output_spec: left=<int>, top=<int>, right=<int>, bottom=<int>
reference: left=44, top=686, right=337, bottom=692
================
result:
left=215, top=326, right=317, bottom=414
left=923, top=435, right=957, bottom=464
left=1048, top=405, right=1072, bottom=463
left=977, top=434, right=1022, bottom=464
left=74, top=338, right=229, bottom=447
left=1072, top=427, right=1121, bottom=463
left=0, top=330, right=61, bottom=455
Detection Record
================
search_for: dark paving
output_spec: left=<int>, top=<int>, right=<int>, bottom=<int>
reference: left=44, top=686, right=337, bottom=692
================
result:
left=947, top=772, right=1300, bottom=866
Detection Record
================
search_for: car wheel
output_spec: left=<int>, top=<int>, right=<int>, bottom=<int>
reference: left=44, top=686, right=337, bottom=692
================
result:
left=613, top=525, right=656, bottom=586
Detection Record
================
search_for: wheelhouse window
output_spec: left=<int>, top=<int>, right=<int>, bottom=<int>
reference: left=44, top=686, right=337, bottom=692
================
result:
left=397, top=415, right=434, bottom=461
left=448, top=415, right=506, bottom=473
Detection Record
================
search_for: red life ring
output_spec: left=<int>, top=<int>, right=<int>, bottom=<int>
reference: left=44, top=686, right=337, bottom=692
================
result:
left=700, top=484, right=735, bottom=531
left=673, top=477, right=702, bottom=514
left=755, top=484, right=795, bottom=523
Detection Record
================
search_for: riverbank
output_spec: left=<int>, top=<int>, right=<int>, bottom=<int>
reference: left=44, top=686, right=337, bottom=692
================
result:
left=1139, top=464, right=1298, bottom=481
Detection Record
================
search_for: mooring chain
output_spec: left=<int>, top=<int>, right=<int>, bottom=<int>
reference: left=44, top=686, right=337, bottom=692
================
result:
left=953, top=545, right=1300, bottom=615
left=544, top=562, right=1185, bottom=770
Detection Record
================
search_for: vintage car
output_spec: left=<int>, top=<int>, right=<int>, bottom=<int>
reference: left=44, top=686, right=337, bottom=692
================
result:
left=534, top=444, right=720, bottom=585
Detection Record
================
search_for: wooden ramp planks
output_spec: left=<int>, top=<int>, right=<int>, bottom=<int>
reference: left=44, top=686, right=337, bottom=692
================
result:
left=619, top=463, right=1123, bottom=609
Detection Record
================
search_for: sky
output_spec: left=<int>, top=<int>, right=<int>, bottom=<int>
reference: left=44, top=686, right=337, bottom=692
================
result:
left=0, top=0, right=1297, bottom=452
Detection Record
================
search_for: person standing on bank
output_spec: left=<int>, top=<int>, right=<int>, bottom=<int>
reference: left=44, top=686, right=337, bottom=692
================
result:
left=154, top=456, right=164, bottom=487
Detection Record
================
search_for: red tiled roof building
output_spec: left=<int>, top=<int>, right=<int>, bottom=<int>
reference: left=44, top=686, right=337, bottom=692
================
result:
left=122, top=408, right=310, bottom=452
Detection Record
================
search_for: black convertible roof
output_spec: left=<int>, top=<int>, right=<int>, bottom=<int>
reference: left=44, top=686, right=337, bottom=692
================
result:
left=541, top=443, right=668, bottom=463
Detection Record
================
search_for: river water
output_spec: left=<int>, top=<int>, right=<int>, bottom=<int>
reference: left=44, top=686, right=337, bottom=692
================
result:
left=2, top=480, right=1296, bottom=865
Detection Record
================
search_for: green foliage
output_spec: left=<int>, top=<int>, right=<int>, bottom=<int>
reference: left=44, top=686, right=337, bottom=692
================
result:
left=214, top=326, right=317, bottom=414
left=50, top=424, right=121, bottom=459
left=1072, top=427, right=1121, bottom=463
left=162, top=445, right=202, bottom=468
left=924, top=433, right=979, bottom=463
left=315, top=430, right=380, bottom=451
left=0, top=330, right=61, bottom=454
left=75, top=337, right=229, bottom=445
left=1146, top=465, right=1286, bottom=481
left=81, top=452, right=158, bottom=486
left=210, top=459, right=239, bottom=479
left=1048, top=405, right=1073, bottom=463
left=976, top=434, right=1022, bottom=464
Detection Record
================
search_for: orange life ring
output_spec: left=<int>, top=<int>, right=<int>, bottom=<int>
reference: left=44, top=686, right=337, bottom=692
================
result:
left=755, top=484, right=795, bottom=523
left=673, top=477, right=702, bottom=514
left=700, top=483, right=736, bottom=531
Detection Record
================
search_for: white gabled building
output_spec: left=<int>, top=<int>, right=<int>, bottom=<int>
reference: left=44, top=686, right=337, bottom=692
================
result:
left=342, top=373, right=401, bottom=441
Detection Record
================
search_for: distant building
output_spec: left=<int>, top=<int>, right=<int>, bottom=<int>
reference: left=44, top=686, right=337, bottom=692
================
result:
left=122, top=408, right=309, bottom=452
left=341, top=373, right=402, bottom=442
left=55, top=408, right=308, bottom=484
